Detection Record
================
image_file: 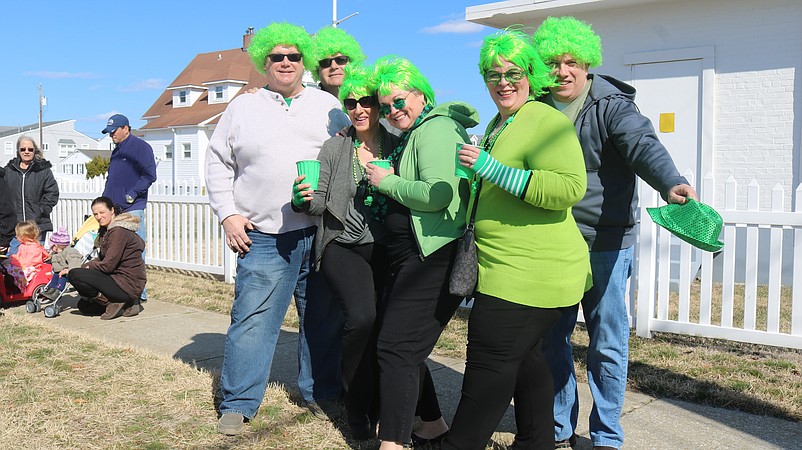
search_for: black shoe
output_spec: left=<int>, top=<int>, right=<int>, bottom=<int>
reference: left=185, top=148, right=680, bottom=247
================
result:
left=347, top=413, right=376, bottom=441
left=555, top=434, right=578, bottom=449
left=77, top=298, right=105, bottom=316
left=411, top=430, right=448, bottom=447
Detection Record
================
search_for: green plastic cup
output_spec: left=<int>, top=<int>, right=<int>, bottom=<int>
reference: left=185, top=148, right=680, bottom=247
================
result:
left=455, top=143, right=477, bottom=179
left=369, top=159, right=392, bottom=170
left=296, top=160, right=321, bottom=190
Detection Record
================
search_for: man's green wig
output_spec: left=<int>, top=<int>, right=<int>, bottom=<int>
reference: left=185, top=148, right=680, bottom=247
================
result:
left=532, top=16, right=603, bottom=68
left=312, top=26, right=366, bottom=81
left=338, top=64, right=374, bottom=108
left=370, top=56, right=435, bottom=107
left=248, top=22, right=315, bottom=74
left=479, top=28, right=555, bottom=97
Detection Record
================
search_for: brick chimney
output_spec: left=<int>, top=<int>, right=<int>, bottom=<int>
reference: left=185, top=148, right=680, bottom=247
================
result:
left=242, top=27, right=255, bottom=52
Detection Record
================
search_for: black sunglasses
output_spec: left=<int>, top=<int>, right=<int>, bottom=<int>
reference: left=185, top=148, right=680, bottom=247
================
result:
left=343, top=96, right=377, bottom=111
left=267, top=53, right=303, bottom=63
left=18, top=147, right=35, bottom=152
left=318, top=55, right=350, bottom=68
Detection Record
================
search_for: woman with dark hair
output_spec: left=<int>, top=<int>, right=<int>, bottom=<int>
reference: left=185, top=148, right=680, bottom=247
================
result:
left=68, top=196, right=146, bottom=320
left=4, top=136, right=59, bottom=249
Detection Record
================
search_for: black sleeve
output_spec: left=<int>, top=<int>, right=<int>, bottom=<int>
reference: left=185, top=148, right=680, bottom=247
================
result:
left=0, top=178, right=15, bottom=247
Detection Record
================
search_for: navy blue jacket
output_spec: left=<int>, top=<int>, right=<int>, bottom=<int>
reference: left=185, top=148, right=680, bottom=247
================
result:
left=545, top=74, right=688, bottom=251
left=102, top=134, right=157, bottom=212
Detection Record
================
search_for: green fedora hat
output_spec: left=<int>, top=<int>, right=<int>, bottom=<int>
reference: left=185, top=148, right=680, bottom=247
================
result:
left=646, top=198, right=724, bottom=252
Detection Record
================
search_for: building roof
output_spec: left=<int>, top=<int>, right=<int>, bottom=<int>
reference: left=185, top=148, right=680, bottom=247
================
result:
left=466, top=0, right=662, bottom=28
left=0, top=120, right=70, bottom=139
left=140, top=48, right=268, bottom=130
left=78, top=149, right=112, bottom=159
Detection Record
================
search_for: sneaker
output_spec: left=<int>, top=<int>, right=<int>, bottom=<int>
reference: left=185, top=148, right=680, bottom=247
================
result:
left=305, top=399, right=342, bottom=421
left=217, top=412, right=245, bottom=435
left=41, top=287, right=60, bottom=301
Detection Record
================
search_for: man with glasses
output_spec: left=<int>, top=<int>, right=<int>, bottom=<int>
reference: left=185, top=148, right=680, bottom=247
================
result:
left=101, top=114, right=157, bottom=311
left=206, top=22, right=350, bottom=436
left=311, top=26, right=365, bottom=98
left=532, top=17, right=697, bottom=450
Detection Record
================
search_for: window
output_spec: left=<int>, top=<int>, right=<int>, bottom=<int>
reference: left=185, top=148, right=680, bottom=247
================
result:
left=4, top=142, right=11, bottom=155
left=183, top=143, right=191, bottom=159
left=165, top=144, right=173, bottom=160
left=63, top=164, right=74, bottom=175
left=77, top=164, right=85, bottom=175
left=215, top=85, right=223, bottom=100
left=58, top=143, right=76, bottom=158
left=179, top=90, right=187, bottom=104
left=43, top=143, right=49, bottom=151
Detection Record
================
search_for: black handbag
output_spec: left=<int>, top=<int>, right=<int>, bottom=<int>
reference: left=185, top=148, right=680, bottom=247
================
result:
left=449, top=184, right=481, bottom=297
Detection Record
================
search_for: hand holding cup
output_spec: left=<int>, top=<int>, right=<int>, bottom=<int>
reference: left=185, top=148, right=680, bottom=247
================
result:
left=366, top=160, right=394, bottom=188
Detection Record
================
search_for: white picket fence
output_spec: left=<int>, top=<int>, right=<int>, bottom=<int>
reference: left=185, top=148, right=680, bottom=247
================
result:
left=52, top=175, right=802, bottom=349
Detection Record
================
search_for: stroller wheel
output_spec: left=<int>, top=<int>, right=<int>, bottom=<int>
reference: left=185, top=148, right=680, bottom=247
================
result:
left=43, top=305, right=59, bottom=318
left=25, top=300, right=37, bottom=314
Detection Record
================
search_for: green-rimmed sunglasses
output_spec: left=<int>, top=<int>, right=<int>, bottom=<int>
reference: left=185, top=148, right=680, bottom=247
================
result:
left=483, top=69, right=526, bottom=85
left=379, top=91, right=412, bottom=116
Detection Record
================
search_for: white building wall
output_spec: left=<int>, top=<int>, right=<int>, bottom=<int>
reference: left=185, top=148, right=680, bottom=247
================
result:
left=559, top=0, right=801, bottom=210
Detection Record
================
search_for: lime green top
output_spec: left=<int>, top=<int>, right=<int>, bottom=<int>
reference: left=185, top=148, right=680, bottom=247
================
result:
left=473, top=101, right=591, bottom=307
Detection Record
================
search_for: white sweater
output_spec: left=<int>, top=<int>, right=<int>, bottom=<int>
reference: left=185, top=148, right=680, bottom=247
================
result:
left=206, top=87, right=350, bottom=233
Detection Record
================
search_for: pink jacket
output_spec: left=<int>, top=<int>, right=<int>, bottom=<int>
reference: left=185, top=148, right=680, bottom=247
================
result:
left=11, top=240, right=49, bottom=270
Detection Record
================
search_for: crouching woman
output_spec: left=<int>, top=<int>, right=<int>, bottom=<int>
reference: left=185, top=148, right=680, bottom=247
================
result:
left=69, top=196, right=146, bottom=320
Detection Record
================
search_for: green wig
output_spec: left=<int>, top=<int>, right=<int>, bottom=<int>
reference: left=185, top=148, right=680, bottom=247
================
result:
left=247, top=22, right=315, bottom=74
left=312, top=26, right=366, bottom=80
left=479, top=28, right=555, bottom=97
left=338, top=64, right=374, bottom=106
left=370, top=56, right=436, bottom=107
left=532, top=16, right=603, bottom=68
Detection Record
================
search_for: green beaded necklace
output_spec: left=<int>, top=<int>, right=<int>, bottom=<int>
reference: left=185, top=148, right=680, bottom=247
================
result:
left=352, top=129, right=384, bottom=207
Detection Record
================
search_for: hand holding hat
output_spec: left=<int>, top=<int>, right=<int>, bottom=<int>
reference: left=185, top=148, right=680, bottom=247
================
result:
left=646, top=198, right=724, bottom=252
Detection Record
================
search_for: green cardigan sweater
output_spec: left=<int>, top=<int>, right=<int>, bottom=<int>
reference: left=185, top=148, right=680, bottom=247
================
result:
left=378, top=101, right=479, bottom=257
left=473, top=101, right=591, bottom=307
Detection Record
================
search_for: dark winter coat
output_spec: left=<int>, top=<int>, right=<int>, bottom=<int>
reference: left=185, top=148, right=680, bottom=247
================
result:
left=84, top=213, right=146, bottom=301
left=0, top=173, right=15, bottom=247
left=3, top=157, right=60, bottom=233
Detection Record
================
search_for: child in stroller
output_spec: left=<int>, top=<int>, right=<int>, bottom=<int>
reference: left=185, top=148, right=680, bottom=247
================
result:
left=39, top=227, right=84, bottom=303
left=3, top=221, right=49, bottom=292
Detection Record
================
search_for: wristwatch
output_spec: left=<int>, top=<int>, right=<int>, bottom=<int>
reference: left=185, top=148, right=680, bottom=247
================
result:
left=126, top=195, right=135, bottom=204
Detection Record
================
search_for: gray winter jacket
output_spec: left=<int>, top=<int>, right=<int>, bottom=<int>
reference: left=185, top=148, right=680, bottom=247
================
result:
left=550, top=74, right=688, bottom=251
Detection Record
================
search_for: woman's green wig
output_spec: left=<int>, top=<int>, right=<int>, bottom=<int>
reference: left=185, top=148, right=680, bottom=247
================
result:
left=247, top=22, right=315, bottom=73
left=479, top=28, right=555, bottom=96
left=338, top=64, right=374, bottom=108
left=312, top=26, right=366, bottom=80
left=532, top=16, right=602, bottom=68
left=370, top=55, right=436, bottom=107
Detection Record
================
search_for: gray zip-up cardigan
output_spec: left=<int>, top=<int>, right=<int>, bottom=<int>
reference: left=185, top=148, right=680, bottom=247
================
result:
left=302, top=125, right=399, bottom=271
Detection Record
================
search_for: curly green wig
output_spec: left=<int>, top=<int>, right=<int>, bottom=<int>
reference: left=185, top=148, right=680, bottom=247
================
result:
left=479, top=28, right=555, bottom=97
left=338, top=64, right=374, bottom=105
left=532, top=16, right=602, bottom=68
left=312, top=26, right=366, bottom=80
left=370, top=56, right=435, bottom=107
left=248, top=22, right=315, bottom=74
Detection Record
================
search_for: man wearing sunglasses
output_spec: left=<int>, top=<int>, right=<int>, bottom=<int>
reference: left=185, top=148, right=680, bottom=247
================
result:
left=533, top=17, right=697, bottom=450
left=101, top=113, right=157, bottom=307
left=206, top=22, right=350, bottom=436
left=311, top=26, right=365, bottom=98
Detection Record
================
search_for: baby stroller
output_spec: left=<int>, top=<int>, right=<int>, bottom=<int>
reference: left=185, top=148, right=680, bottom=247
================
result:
left=25, top=217, right=99, bottom=318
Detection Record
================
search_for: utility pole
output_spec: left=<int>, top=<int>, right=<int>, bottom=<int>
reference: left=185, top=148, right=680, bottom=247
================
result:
left=332, top=0, right=358, bottom=28
left=38, top=84, right=44, bottom=149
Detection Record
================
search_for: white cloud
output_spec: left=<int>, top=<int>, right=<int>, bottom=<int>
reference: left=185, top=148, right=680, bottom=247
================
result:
left=83, top=111, right=119, bottom=122
left=120, top=79, right=164, bottom=92
left=24, top=71, right=99, bottom=79
left=421, top=19, right=484, bottom=34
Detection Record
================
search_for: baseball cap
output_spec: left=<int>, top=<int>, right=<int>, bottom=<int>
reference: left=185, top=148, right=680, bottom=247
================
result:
left=102, top=114, right=129, bottom=134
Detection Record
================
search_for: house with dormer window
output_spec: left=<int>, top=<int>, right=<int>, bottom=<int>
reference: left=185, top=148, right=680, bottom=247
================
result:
left=139, top=30, right=271, bottom=187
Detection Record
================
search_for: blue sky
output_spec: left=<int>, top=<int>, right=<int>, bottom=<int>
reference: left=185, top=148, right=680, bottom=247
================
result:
left=2, top=1, right=500, bottom=140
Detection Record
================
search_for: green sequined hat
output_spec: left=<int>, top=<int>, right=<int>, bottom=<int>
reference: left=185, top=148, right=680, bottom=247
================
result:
left=646, top=198, right=724, bottom=252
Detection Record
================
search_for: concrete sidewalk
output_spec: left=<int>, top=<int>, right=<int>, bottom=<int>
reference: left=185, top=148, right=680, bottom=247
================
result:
left=11, top=297, right=800, bottom=449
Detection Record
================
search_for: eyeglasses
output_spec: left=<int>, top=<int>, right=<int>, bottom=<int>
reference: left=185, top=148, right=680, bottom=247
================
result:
left=379, top=92, right=413, bottom=116
left=483, top=68, right=527, bottom=85
left=318, top=55, right=350, bottom=68
left=18, top=148, right=35, bottom=153
left=343, top=95, right=377, bottom=111
left=267, top=53, right=303, bottom=63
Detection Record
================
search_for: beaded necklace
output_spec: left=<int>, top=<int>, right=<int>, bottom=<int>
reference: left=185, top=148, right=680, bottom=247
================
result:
left=387, top=104, right=434, bottom=167
left=352, top=128, right=384, bottom=207
left=472, top=107, right=521, bottom=193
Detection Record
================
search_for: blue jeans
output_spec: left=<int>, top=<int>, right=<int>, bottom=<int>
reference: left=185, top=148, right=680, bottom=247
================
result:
left=218, top=228, right=342, bottom=419
left=126, top=209, right=147, bottom=300
left=543, top=247, right=633, bottom=449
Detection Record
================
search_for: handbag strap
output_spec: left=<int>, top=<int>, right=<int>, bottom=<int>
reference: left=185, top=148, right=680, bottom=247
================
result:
left=467, top=181, right=481, bottom=228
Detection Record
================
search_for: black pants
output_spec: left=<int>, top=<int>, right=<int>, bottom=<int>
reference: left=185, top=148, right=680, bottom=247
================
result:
left=68, top=268, right=133, bottom=303
left=320, top=241, right=385, bottom=424
left=376, top=241, right=462, bottom=443
left=442, top=292, right=564, bottom=450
